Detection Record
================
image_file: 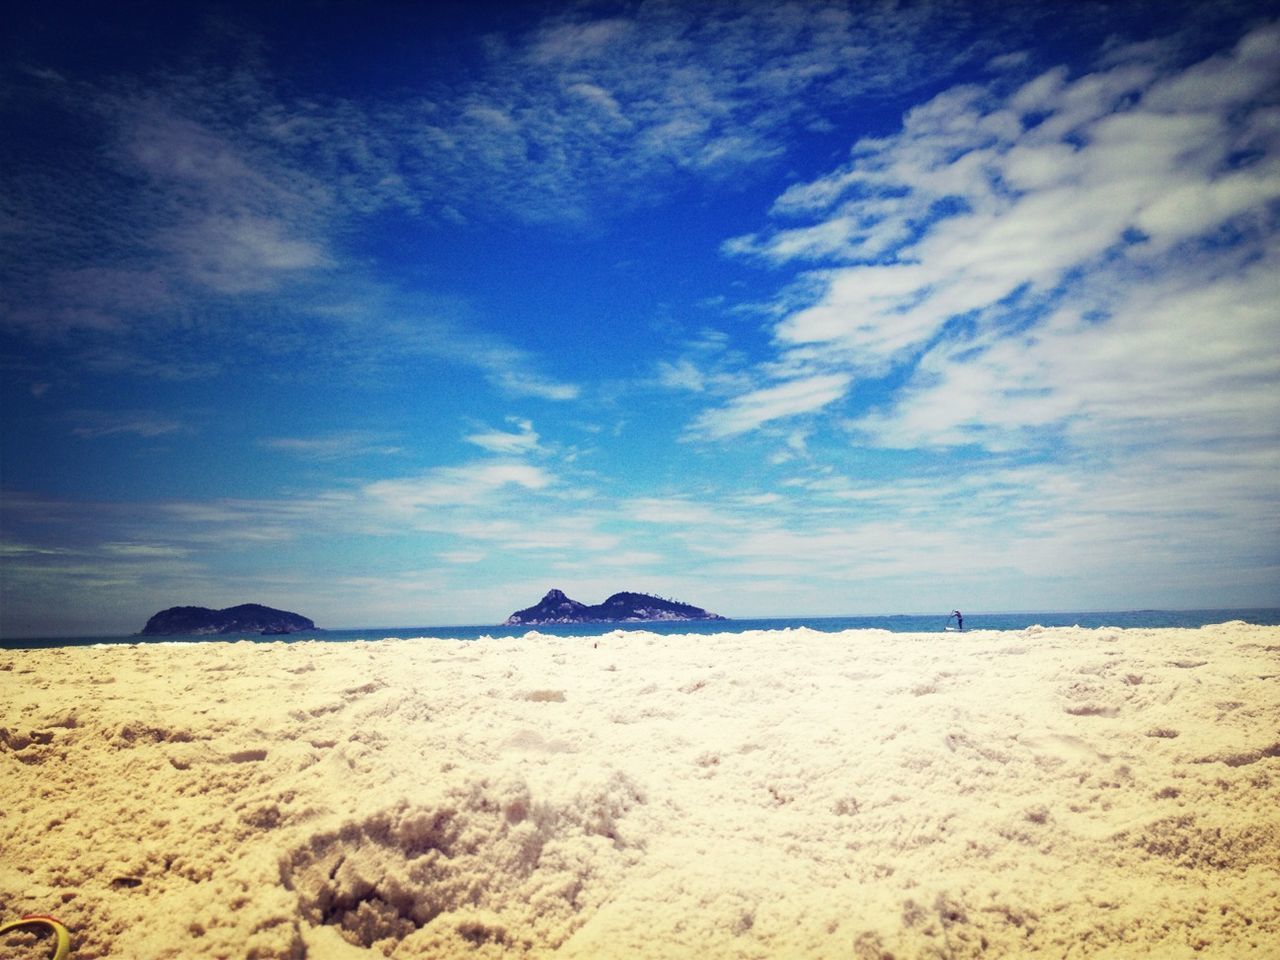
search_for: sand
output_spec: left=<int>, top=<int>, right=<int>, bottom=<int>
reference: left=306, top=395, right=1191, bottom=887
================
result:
left=2, top=623, right=1278, bottom=959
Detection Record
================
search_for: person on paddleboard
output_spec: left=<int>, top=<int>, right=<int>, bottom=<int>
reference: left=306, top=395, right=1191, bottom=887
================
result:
left=949, top=610, right=963, bottom=631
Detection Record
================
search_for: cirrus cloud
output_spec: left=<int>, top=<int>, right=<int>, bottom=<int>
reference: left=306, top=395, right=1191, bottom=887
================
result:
left=714, top=21, right=1280, bottom=453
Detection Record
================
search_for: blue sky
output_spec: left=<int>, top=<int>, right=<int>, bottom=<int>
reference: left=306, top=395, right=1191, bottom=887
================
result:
left=2, top=0, right=1278, bottom=636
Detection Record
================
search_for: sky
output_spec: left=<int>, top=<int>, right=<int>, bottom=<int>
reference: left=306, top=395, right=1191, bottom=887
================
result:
left=2, top=0, right=1279, bottom=637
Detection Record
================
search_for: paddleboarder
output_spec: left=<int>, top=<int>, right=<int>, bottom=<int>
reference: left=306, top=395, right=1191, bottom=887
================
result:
left=948, top=609, right=964, bottom=631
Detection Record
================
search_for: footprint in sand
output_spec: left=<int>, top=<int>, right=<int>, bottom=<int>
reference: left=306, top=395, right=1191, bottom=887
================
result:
left=281, top=772, right=644, bottom=954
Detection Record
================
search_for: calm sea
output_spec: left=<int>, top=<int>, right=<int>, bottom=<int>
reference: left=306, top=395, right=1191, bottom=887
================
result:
left=4, top=608, right=1279, bottom=650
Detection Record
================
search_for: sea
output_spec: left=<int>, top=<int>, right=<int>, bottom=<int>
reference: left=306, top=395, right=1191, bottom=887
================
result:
left=3, top=608, right=1279, bottom=650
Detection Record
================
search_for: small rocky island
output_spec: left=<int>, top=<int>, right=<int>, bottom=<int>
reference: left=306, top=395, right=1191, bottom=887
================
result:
left=504, top=589, right=725, bottom=626
left=139, top=604, right=316, bottom=637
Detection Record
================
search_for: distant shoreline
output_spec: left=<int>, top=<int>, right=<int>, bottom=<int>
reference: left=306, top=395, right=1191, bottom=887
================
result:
left=5, top=607, right=1280, bottom=649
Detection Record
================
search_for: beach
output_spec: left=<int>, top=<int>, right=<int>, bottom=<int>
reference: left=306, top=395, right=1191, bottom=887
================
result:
left=2, top=623, right=1278, bottom=959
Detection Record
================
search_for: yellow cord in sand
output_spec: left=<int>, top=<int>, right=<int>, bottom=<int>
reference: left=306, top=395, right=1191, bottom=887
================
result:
left=0, top=915, right=71, bottom=959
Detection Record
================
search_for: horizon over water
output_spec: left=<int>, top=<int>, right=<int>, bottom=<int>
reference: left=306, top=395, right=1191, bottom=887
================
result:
left=4, top=607, right=1279, bottom=650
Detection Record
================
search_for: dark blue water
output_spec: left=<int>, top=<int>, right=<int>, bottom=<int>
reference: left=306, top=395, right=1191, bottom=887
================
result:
left=4, top=608, right=1278, bottom=650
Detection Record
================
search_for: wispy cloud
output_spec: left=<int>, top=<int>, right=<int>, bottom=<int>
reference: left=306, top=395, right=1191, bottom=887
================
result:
left=98, top=1, right=1000, bottom=231
left=100, top=542, right=191, bottom=559
left=118, top=99, right=332, bottom=294
left=356, top=452, right=635, bottom=560
left=614, top=440, right=1279, bottom=612
left=259, top=432, right=403, bottom=461
left=689, top=372, right=852, bottom=439
left=464, top=418, right=541, bottom=455
left=853, top=243, right=1280, bottom=451
left=0, top=0, right=1106, bottom=397
left=281, top=285, right=582, bottom=400
left=2, top=84, right=332, bottom=341
left=0, top=59, right=582, bottom=397
left=364, top=462, right=554, bottom=512
left=0, top=518, right=210, bottom=637
left=69, top=410, right=187, bottom=439
left=712, top=21, right=1280, bottom=451
left=655, top=358, right=709, bottom=393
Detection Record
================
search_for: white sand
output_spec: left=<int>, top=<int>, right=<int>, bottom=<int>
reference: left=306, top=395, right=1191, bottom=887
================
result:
left=2, top=623, right=1278, bottom=958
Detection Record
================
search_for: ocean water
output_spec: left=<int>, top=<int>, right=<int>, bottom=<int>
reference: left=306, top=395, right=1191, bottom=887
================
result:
left=4, top=608, right=1279, bottom=650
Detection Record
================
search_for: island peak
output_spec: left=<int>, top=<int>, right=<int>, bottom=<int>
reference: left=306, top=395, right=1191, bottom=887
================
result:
left=140, top=603, right=316, bottom=637
left=504, top=589, right=724, bottom=626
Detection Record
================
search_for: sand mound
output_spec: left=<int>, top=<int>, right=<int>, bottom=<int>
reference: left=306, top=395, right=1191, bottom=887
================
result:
left=2, top=624, right=1279, bottom=957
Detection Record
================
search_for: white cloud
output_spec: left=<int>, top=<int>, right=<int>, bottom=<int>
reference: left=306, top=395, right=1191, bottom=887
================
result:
left=69, top=410, right=186, bottom=439
left=439, top=550, right=486, bottom=565
left=2, top=67, right=584, bottom=405
left=490, top=369, right=580, bottom=402
left=624, top=498, right=743, bottom=529
left=364, top=462, right=554, bottom=512
left=464, top=419, right=541, bottom=455
left=260, top=432, right=403, bottom=460
left=564, top=82, right=627, bottom=121
left=463, top=519, right=620, bottom=554
left=0, top=0, right=1049, bottom=395
left=690, top=372, right=853, bottom=439
left=427, top=330, right=580, bottom=403
left=655, top=358, right=708, bottom=392
left=100, top=542, right=190, bottom=558
left=713, top=21, right=1280, bottom=448
left=165, top=213, right=328, bottom=294
left=228, top=1, right=1008, bottom=227
left=855, top=240, right=1280, bottom=452
left=527, top=18, right=634, bottom=64
left=0, top=540, right=71, bottom=558
left=154, top=498, right=344, bottom=544
left=117, top=99, right=333, bottom=294
left=355, top=462, right=624, bottom=554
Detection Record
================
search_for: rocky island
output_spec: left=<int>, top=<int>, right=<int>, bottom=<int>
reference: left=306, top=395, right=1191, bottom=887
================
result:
left=139, top=603, right=316, bottom=637
left=504, top=589, right=725, bottom=626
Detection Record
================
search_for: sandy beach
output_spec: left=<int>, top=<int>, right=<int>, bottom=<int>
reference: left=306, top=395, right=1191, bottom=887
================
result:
left=2, top=623, right=1278, bottom=958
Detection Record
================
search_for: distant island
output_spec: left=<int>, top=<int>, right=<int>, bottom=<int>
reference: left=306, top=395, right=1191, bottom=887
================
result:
left=504, top=589, right=725, bottom=626
left=139, top=604, right=316, bottom=637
